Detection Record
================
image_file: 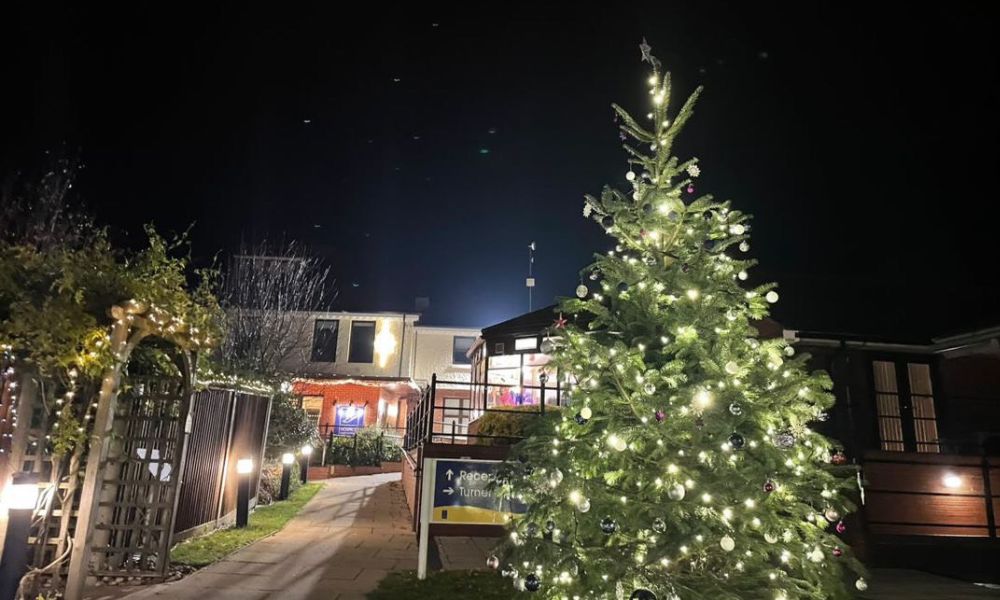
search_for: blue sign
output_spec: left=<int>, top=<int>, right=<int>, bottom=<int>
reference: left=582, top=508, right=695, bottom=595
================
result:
left=334, top=405, right=365, bottom=434
left=430, top=459, right=527, bottom=524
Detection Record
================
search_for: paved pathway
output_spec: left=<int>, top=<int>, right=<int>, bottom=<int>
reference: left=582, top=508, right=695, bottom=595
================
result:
left=860, top=569, right=1000, bottom=599
left=120, top=473, right=414, bottom=600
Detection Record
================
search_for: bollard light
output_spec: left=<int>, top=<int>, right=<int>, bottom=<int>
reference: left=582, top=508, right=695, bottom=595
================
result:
left=279, top=453, right=294, bottom=501
left=300, top=445, right=313, bottom=484
left=0, top=474, right=39, bottom=600
left=235, top=458, right=253, bottom=528
left=1, top=480, right=39, bottom=510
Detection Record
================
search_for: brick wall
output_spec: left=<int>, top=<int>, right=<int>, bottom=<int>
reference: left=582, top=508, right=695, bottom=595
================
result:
left=293, top=381, right=380, bottom=432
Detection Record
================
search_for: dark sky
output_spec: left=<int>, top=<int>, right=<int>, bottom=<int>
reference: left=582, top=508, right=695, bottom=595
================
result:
left=3, top=3, right=999, bottom=338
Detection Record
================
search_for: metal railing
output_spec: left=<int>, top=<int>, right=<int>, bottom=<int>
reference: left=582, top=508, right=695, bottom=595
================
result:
left=403, top=374, right=567, bottom=450
left=318, top=426, right=406, bottom=467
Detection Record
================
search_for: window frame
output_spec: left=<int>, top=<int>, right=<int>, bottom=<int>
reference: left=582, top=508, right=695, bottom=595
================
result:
left=347, top=320, right=377, bottom=364
left=868, top=356, right=941, bottom=454
left=309, top=319, right=340, bottom=362
left=452, top=336, right=476, bottom=365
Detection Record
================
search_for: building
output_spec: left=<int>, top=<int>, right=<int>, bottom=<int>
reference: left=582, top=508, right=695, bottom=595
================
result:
left=402, top=305, right=1000, bottom=580
left=282, top=310, right=480, bottom=439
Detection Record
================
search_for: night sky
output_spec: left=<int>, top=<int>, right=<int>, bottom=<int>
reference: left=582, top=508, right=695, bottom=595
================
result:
left=3, top=3, right=999, bottom=338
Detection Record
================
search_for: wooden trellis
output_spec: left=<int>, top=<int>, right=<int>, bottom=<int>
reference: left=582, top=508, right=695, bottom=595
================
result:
left=89, top=377, right=191, bottom=578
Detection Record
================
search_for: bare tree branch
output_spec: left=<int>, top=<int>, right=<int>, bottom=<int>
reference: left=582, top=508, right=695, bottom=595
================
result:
left=218, top=241, right=336, bottom=377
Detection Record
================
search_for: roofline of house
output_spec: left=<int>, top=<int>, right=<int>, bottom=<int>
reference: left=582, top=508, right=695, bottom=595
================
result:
left=292, top=375, right=421, bottom=389
left=785, top=327, right=1000, bottom=356
left=414, top=325, right=482, bottom=335
left=288, top=310, right=422, bottom=321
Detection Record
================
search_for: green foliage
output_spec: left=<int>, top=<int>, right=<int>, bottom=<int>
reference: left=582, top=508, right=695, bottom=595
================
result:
left=256, top=456, right=303, bottom=504
left=264, top=393, right=320, bottom=458
left=494, top=53, right=866, bottom=599
left=474, top=406, right=562, bottom=446
left=170, top=483, right=321, bottom=567
left=368, top=570, right=513, bottom=600
left=328, top=426, right=402, bottom=466
left=0, top=219, right=223, bottom=457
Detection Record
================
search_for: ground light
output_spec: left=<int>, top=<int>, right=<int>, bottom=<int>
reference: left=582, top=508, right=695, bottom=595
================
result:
left=236, top=458, right=254, bottom=528
left=0, top=473, right=40, bottom=600
left=300, top=445, right=313, bottom=484
left=280, top=453, right=295, bottom=500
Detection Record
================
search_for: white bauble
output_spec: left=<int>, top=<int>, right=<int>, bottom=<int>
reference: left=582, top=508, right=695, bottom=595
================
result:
left=720, top=536, right=735, bottom=552
left=667, top=484, right=686, bottom=501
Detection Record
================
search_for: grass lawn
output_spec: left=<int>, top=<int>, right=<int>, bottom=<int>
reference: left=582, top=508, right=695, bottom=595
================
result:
left=170, top=483, right=322, bottom=567
left=367, top=570, right=514, bottom=600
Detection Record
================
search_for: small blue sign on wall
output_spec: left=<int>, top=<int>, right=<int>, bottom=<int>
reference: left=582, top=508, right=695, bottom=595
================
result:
left=334, top=405, right=365, bottom=434
left=430, top=459, right=527, bottom=524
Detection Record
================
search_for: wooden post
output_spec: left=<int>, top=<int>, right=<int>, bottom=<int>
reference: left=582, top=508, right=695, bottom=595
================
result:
left=982, top=452, right=997, bottom=538
left=214, top=390, right=238, bottom=525
left=64, top=314, right=134, bottom=600
left=254, top=394, right=273, bottom=502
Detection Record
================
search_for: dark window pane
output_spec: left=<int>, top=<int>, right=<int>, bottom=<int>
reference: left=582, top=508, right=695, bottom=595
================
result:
left=310, top=319, right=339, bottom=362
left=349, top=321, right=376, bottom=363
left=453, top=336, right=475, bottom=364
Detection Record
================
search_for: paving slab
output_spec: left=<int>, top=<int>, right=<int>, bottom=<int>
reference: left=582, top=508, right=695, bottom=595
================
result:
left=101, top=473, right=413, bottom=600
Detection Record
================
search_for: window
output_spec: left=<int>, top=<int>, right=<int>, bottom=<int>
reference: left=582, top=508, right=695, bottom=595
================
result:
left=302, top=396, right=323, bottom=430
left=907, top=364, right=940, bottom=453
left=310, top=319, right=339, bottom=362
left=514, top=337, right=538, bottom=351
left=452, top=336, right=475, bottom=365
left=442, top=397, right=471, bottom=434
left=872, top=360, right=940, bottom=453
left=348, top=321, right=376, bottom=363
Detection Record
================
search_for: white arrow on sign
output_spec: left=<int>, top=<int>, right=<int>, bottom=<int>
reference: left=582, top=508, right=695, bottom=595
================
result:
left=443, top=487, right=454, bottom=495
left=445, top=469, right=454, bottom=480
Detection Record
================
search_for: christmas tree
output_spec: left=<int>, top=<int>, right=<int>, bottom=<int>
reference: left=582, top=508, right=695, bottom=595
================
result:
left=492, top=42, right=867, bottom=600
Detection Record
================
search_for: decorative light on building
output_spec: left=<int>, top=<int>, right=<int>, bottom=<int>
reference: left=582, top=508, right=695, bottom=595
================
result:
left=942, top=473, right=962, bottom=489
left=373, top=321, right=398, bottom=368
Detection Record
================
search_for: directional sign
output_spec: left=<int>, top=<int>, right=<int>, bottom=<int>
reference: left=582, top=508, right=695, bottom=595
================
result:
left=429, top=459, right=526, bottom=525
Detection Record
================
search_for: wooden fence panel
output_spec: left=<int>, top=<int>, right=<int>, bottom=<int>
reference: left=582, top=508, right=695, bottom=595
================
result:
left=219, top=393, right=270, bottom=519
left=173, top=389, right=234, bottom=535
left=863, top=451, right=998, bottom=538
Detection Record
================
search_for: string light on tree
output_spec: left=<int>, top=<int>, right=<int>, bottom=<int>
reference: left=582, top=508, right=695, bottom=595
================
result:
left=494, top=40, right=864, bottom=599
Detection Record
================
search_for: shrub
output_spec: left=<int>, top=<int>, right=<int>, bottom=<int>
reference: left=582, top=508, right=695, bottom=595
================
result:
left=327, top=426, right=402, bottom=466
left=265, top=394, right=321, bottom=458
left=472, top=405, right=562, bottom=446
left=256, top=457, right=302, bottom=504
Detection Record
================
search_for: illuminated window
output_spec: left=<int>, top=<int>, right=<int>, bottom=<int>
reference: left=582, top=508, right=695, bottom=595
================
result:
left=310, top=319, right=339, bottom=362
left=453, top=336, right=475, bottom=365
left=348, top=321, right=376, bottom=363
left=872, top=360, right=939, bottom=453
left=514, top=337, right=538, bottom=351
left=302, top=396, right=323, bottom=429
